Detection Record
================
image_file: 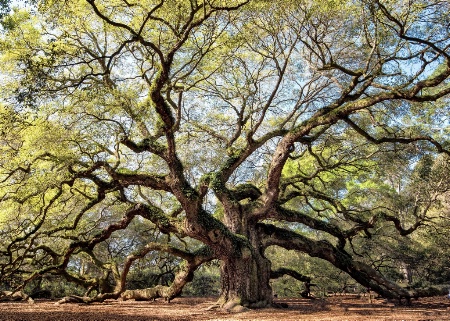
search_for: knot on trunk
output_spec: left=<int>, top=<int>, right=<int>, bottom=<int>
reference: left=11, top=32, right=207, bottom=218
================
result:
left=208, top=229, right=222, bottom=243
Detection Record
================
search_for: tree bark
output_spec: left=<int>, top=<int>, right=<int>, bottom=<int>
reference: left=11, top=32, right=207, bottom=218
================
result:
left=218, top=250, right=273, bottom=310
left=214, top=217, right=274, bottom=310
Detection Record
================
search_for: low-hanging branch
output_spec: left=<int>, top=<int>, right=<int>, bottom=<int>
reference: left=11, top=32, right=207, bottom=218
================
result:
left=270, top=268, right=311, bottom=283
left=257, top=223, right=411, bottom=301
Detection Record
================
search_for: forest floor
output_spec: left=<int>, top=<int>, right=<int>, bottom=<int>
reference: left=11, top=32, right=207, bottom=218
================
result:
left=0, top=295, right=449, bottom=321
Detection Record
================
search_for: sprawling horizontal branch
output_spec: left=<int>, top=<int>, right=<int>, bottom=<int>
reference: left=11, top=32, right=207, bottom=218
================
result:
left=270, top=267, right=311, bottom=283
left=264, top=202, right=427, bottom=252
left=265, top=205, right=347, bottom=248
left=258, top=223, right=411, bottom=300
left=71, top=161, right=172, bottom=192
left=344, top=116, right=450, bottom=157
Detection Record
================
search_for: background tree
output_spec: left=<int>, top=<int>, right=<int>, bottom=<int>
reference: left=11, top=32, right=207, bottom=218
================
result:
left=0, top=0, right=449, bottom=309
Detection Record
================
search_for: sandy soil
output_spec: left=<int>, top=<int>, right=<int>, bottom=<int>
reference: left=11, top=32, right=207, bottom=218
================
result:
left=0, top=295, right=449, bottom=321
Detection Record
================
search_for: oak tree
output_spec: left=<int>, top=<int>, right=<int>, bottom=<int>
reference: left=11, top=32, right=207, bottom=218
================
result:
left=1, top=0, right=449, bottom=309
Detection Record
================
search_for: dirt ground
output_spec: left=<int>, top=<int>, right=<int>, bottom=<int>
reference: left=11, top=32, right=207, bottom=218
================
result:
left=0, top=295, right=449, bottom=321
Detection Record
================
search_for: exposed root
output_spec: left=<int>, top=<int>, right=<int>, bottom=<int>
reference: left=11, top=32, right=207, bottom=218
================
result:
left=212, top=297, right=275, bottom=312
left=204, top=303, right=221, bottom=311
left=0, top=291, right=34, bottom=304
left=207, top=297, right=289, bottom=312
left=222, top=300, right=250, bottom=313
left=55, top=295, right=89, bottom=305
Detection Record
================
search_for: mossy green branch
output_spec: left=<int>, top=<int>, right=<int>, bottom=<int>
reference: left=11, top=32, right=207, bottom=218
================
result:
left=137, top=137, right=167, bottom=154
left=115, top=168, right=138, bottom=175
left=231, top=183, right=262, bottom=201
left=197, top=209, right=252, bottom=257
left=140, top=203, right=180, bottom=234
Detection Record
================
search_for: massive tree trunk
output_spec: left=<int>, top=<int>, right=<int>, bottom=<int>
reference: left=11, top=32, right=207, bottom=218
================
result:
left=212, top=200, right=273, bottom=310
left=218, top=249, right=273, bottom=310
